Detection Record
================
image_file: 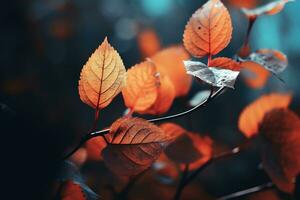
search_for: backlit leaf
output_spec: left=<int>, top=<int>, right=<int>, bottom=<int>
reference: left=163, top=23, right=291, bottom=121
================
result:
left=122, top=61, right=160, bottom=112
left=78, top=37, right=126, bottom=110
left=245, top=49, right=288, bottom=74
left=184, top=60, right=240, bottom=88
left=259, top=109, right=300, bottom=193
left=227, top=0, right=258, bottom=9
left=242, top=0, right=294, bottom=17
left=241, top=61, right=270, bottom=89
left=209, top=57, right=241, bottom=71
left=144, top=74, right=176, bottom=115
left=238, top=93, right=292, bottom=138
left=183, top=0, right=232, bottom=57
left=102, top=117, right=180, bottom=176
left=151, top=46, right=192, bottom=97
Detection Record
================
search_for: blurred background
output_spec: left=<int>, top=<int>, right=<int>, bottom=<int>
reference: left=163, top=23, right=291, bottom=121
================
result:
left=0, top=0, right=299, bottom=199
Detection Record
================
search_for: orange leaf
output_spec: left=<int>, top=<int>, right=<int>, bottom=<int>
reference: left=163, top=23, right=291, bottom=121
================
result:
left=209, top=57, right=241, bottom=71
left=78, top=37, right=126, bottom=110
left=238, top=93, right=292, bottom=138
left=151, top=46, right=192, bottom=97
left=85, top=137, right=107, bottom=161
left=60, top=180, right=86, bottom=200
left=241, top=61, right=270, bottom=89
left=259, top=108, right=300, bottom=193
left=227, top=0, right=258, bottom=9
left=183, top=0, right=232, bottom=58
left=161, top=123, right=213, bottom=170
left=144, top=74, right=176, bottom=115
left=102, top=117, right=180, bottom=176
left=137, top=29, right=161, bottom=58
left=122, top=61, right=160, bottom=112
left=69, top=148, right=87, bottom=167
left=242, top=0, right=294, bottom=17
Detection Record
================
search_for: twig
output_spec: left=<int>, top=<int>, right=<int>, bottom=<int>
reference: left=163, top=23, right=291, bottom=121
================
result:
left=63, top=86, right=226, bottom=160
left=173, top=142, right=250, bottom=200
left=174, top=164, right=190, bottom=200
left=216, top=182, right=274, bottom=200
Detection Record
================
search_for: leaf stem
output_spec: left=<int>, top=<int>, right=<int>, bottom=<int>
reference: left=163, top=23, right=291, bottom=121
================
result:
left=63, top=86, right=226, bottom=160
left=216, top=182, right=274, bottom=200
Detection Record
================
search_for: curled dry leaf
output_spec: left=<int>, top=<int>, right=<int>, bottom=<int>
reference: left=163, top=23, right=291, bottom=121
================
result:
left=144, top=74, right=176, bottom=115
left=137, top=29, right=161, bottom=58
left=161, top=123, right=213, bottom=170
left=122, top=61, right=159, bottom=113
left=259, top=108, right=300, bottom=193
left=242, top=0, right=294, bottom=17
left=209, top=57, right=241, bottom=71
left=238, top=93, right=292, bottom=138
left=78, top=37, right=126, bottom=110
left=102, top=117, right=180, bottom=176
left=184, top=60, right=240, bottom=89
left=245, top=49, right=288, bottom=74
left=183, top=0, right=232, bottom=58
left=85, top=136, right=107, bottom=161
left=241, top=61, right=270, bottom=89
left=151, top=46, right=192, bottom=97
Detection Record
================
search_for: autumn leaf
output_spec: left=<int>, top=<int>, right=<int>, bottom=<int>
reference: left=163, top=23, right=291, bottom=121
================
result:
left=102, top=117, right=180, bottom=176
left=78, top=37, right=126, bottom=110
left=161, top=123, right=213, bottom=170
left=226, top=0, right=258, bottom=9
left=259, top=108, right=300, bottom=193
left=122, top=61, right=159, bottom=113
left=137, top=29, right=161, bottom=58
left=209, top=57, right=241, bottom=71
left=238, top=93, right=292, bottom=138
left=69, top=148, right=87, bottom=167
left=184, top=60, right=240, bottom=88
left=242, top=0, right=294, bottom=18
left=151, top=46, right=192, bottom=97
left=244, top=49, right=288, bottom=74
left=241, top=61, right=270, bottom=89
left=183, top=0, right=232, bottom=58
left=144, top=74, right=176, bottom=115
left=85, top=136, right=107, bottom=161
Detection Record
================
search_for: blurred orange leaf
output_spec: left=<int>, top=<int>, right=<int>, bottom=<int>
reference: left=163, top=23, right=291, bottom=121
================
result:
left=241, top=61, right=270, bottom=89
left=85, top=137, right=107, bottom=161
left=137, top=29, right=161, bottom=58
left=183, top=0, right=232, bottom=58
left=238, top=93, right=292, bottom=138
left=151, top=46, right=192, bottom=97
left=60, top=180, right=87, bottom=200
left=209, top=57, right=241, bottom=71
left=122, top=61, right=159, bottom=113
left=102, top=117, right=180, bottom=176
left=242, top=0, right=294, bottom=17
left=226, top=0, right=257, bottom=9
left=69, top=148, right=87, bottom=167
left=78, top=37, right=126, bottom=110
left=259, top=108, right=300, bottom=193
left=161, top=123, right=213, bottom=170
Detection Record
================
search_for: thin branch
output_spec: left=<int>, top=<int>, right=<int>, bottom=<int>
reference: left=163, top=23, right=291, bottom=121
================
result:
left=63, top=86, right=226, bottom=160
left=173, top=141, right=251, bottom=200
left=174, top=164, right=190, bottom=200
left=216, top=182, right=274, bottom=200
